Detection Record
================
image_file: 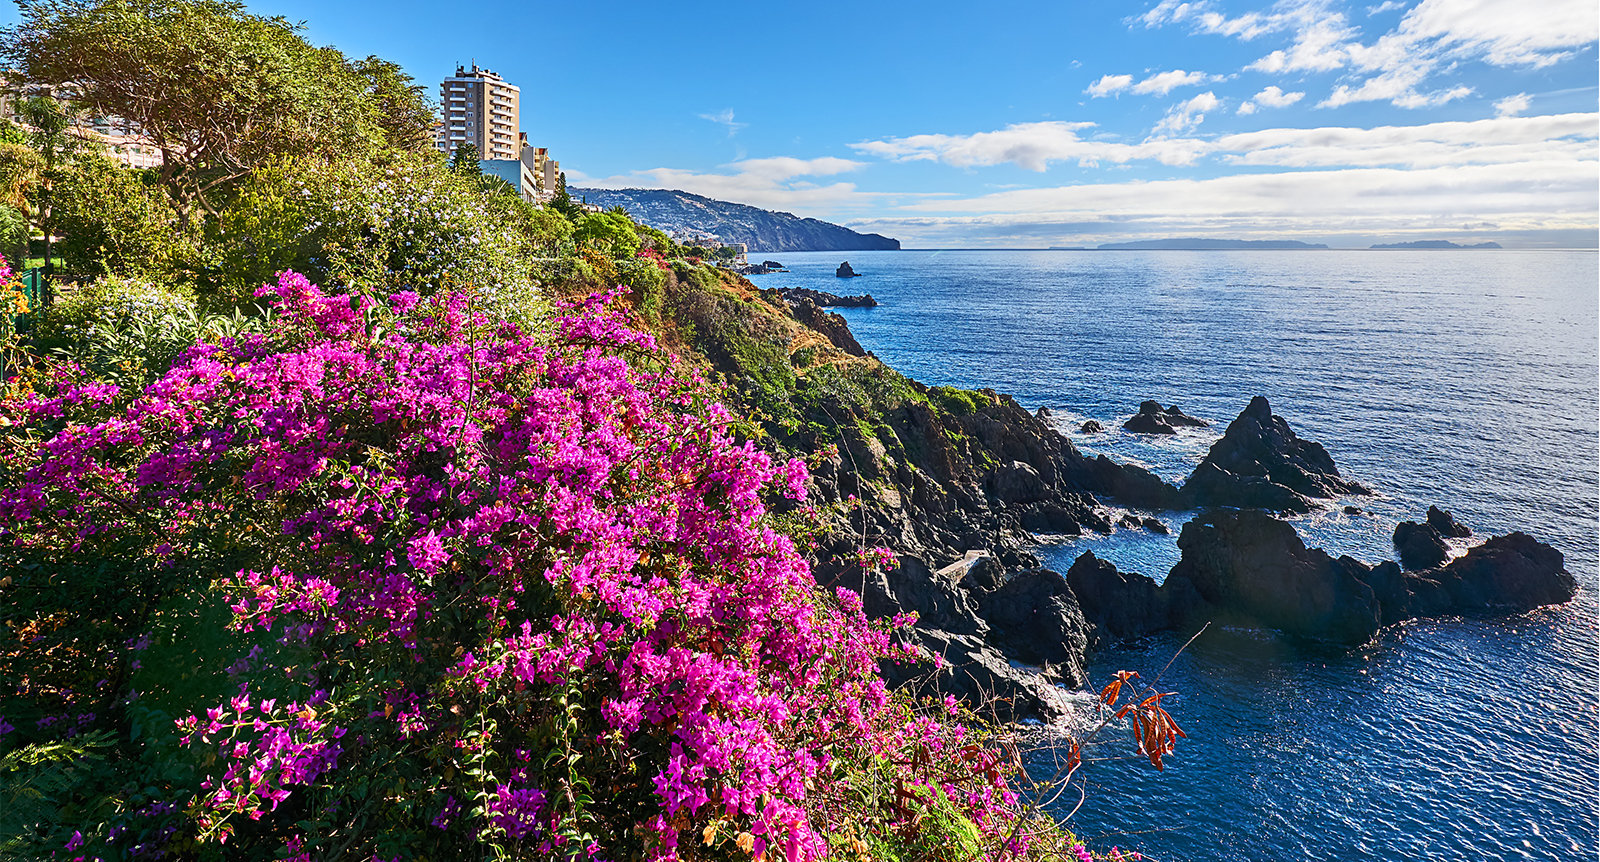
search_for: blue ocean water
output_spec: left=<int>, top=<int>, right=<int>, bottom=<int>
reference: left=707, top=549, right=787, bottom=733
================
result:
left=747, top=249, right=1599, bottom=861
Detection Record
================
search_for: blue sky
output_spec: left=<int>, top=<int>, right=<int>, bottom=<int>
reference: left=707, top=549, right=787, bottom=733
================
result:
left=15, top=0, right=1596, bottom=247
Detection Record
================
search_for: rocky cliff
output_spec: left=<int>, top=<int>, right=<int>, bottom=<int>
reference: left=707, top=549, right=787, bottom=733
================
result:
left=570, top=187, right=901, bottom=251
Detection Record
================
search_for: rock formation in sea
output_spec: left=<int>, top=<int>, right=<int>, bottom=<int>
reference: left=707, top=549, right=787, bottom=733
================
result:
left=836, top=261, right=859, bottom=278
left=1067, top=510, right=1574, bottom=647
left=1123, top=400, right=1209, bottom=434
left=1181, top=396, right=1371, bottom=513
left=1394, top=519, right=1451, bottom=570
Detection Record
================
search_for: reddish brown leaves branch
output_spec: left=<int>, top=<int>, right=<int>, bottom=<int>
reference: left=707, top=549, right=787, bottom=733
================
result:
left=1115, top=691, right=1186, bottom=770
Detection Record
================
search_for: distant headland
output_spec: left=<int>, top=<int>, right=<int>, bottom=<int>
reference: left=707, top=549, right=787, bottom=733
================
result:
left=569, top=187, right=901, bottom=252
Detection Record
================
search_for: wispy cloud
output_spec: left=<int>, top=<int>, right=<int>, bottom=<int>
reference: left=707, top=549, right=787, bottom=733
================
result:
left=1239, top=85, right=1305, bottom=114
left=1087, top=69, right=1215, bottom=98
left=1133, top=69, right=1215, bottom=95
left=1085, top=74, right=1134, bottom=97
left=1141, top=0, right=1598, bottom=110
left=698, top=108, right=747, bottom=136
left=851, top=121, right=1209, bottom=170
left=1154, top=91, right=1221, bottom=134
left=853, top=113, right=1597, bottom=171
left=1495, top=93, right=1532, bottom=117
left=580, top=155, right=868, bottom=212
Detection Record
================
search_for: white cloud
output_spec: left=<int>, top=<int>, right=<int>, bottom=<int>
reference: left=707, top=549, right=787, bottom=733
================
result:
left=850, top=121, right=1210, bottom=171
left=1241, top=85, right=1305, bottom=112
left=853, top=112, right=1597, bottom=172
left=1246, top=17, right=1360, bottom=72
left=1140, top=0, right=1285, bottom=38
left=1255, top=85, right=1307, bottom=108
left=1214, top=113, right=1597, bottom=168
left=698, top=109, right=746, bottom=136
left=1086, top=74, right=1134, bottom=97
left=1495, top=93, right=1532, bottom=117
left=1321, top=63, right=1473, bottom=108
left=1132, top=69, right=1214, bottom=95
left=1154, top=91, right=1220, bottom=134
left=581, top=155, right=867, bottom=212
left=1397, top=0, right=1599, bottom=67
left=1143, top=0, right=1596, bottom=111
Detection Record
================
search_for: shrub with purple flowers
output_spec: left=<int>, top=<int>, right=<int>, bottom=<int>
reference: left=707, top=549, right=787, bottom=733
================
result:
left=0, top=272, right=1094, bottom=860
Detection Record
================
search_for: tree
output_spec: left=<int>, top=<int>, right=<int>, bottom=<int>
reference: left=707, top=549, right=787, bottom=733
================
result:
left=448, top=142, right=481, bottom=176
left=548, top=170, right=582, bottom=220
left=3, top=0, right=407, bottom=224
left=351, top=55, right=435, bottom=154
left=19, top=96, right=76, bottom=281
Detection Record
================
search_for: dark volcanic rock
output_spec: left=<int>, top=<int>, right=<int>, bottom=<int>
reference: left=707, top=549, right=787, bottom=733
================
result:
left=1123, top=400, right=1208, bottom=434
left=1427, top=532, right=1574, bottom=612
left=976, top=569, right=1090, bottom=687
left=1123, top=413, right=1176, bottom=434
left=855, top=555, right=987, bottom=638
left=1080, top=420, right=1104, bottom=434
left=886, top=629, right=1072, bottom=723
left=766, top=286, right=877, bottom=308
left=987, top=461, right=1050, bottom=505
left=1344, top=505, right=1363, bottom=515
left=1394, top=520, right=1450, bottom=570
left=1182, top=396, right=1370, bottom=513
left=1070, top=454, right=1186, bottom=511
left=1427, top=505, right=1471, bottom=538
left=1063, top=551, right=1173, bottom=644
left=1018, top=502, right=1082, bottom=535
left=1165, top=509, right=1383, bottom=645
left=836, top=261, right=859, bottom=278
left=1157, top=510, right=1575, bottom=644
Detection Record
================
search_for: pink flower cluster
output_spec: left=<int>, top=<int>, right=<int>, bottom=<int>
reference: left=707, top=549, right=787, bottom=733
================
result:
left=2, top=273, right=1023, bottom=860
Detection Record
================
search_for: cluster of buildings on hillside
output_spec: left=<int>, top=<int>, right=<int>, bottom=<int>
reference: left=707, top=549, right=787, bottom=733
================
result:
left=2, top=62, right=571, bottom=207
left=435, top=63, right=567, bottom=206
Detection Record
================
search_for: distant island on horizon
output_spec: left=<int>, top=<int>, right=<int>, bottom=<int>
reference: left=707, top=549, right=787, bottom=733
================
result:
left=1030, top=238, right=1515, bottom=251
left=1369, top=240, right=1503, bottom=249
left=1095, top=238, right=1330, bottom=250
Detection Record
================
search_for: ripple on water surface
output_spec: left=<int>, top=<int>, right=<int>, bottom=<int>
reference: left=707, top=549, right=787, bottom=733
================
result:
left=750, top=249, right=1598, bottom=861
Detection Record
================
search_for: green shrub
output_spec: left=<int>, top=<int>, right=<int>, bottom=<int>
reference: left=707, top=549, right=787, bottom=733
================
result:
left=209, top=155, right=544, bottom=323
left=573, top=210, right=640, bottom=259
left=616, top=257, right=667, bottom=322
left=51, top=155, right=185, bottom=281
left=929, top=385, right=990, bottom=417
left=33, top=275, right=262, bottom=387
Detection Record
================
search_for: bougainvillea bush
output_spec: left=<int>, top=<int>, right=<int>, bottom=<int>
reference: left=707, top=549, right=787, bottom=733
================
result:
left=0, top=273, right=1077, bottom=860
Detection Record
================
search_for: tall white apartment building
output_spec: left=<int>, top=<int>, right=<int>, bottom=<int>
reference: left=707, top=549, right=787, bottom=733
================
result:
left=436, top=63, right=520, bottom=161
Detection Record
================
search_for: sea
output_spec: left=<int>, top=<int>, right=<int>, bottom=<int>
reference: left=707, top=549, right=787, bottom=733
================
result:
left=745, top=249, right=1599, bottom=862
